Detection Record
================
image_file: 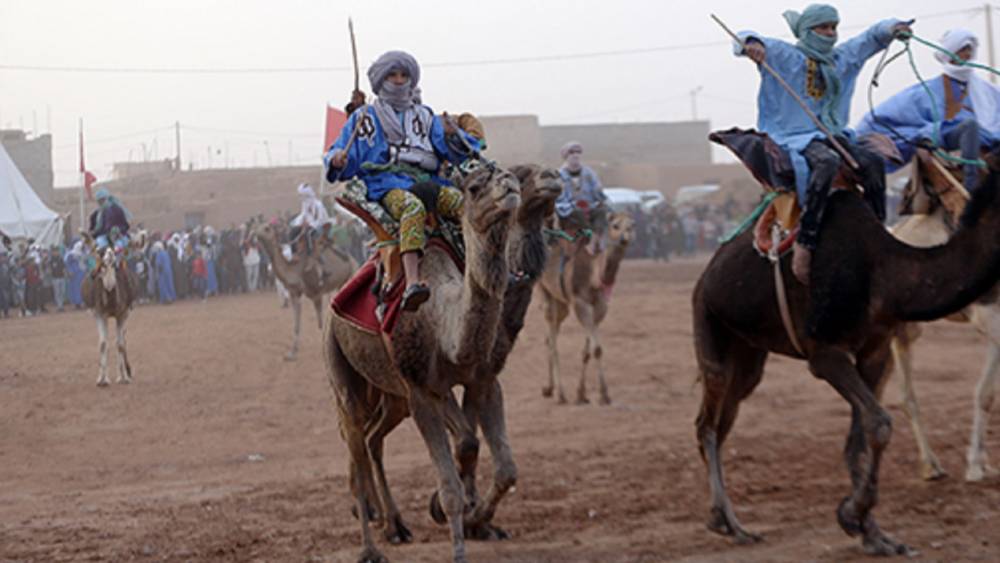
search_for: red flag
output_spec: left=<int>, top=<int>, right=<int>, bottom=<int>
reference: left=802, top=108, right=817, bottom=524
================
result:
left=78, top=125, right=96, bottom=200
left=324, top=105, right=348, bottom=152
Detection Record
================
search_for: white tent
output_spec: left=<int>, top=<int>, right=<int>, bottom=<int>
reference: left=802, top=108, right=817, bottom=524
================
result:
left=0, top=143, right=64, bottom=247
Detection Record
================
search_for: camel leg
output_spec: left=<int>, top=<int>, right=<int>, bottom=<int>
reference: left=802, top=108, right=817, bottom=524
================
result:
left=543, top=297, right=569, bottom=404
left=429, top=392, right=481, bottom=529
left=365, top=395, right=414, bottom=544
left=575, top=299, right=611, bottom=405
left=409, top=388, right=468, bottom=563
left=464, top=379, right=516, bottom=540
left=967, top=339, right=1000, bottom=481
left=95, top=314, right=110, bottom=387
left=695, top=328, right=767, bottom=544
left=312, top=294, right=324, bottom=331
left=115, top=314, right=133, bottom=384
left=811, top=346, right=911, bottom=556
left=285, top=293, right=302, bottom=361
left=890, top=325, right=946, bottom=480
left=325, top=333, right=385, bottom=563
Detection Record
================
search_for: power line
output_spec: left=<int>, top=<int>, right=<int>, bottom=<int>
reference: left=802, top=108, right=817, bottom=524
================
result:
left=182, top=125, right=316, bottom=138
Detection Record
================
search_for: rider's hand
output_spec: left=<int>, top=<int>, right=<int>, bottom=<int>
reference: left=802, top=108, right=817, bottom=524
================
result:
left=344, top=90, right=366, bottom=114
left=891, top=22, right=913, bottom=39
left=329, top=150, right=347, bottom=169
left=744, top=39, right=766, bottom=64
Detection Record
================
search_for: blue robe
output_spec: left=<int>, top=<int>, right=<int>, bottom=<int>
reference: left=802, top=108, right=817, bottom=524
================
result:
left=556, top=165, right=606, bottom=218
left=206, top=258, right=218, bottom=295
left=65, top=252, right=84, bottom=307
left=154, top=248, right=176, bottom=303
left=736, top=19, right=900, bottom=200
left=856, top=75, right=1000, bottom=172
left=324, top=105, right=479, bottom=202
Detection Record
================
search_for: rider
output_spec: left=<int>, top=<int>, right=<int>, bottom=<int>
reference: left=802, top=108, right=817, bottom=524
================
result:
left=289, top=183, right=332, bottom=254
left=735, top=4, right=910, bottom=283
left=555, top=141, right=609, bottom=254
left=325, top=50, right=479, bottom=311
left=856, top=28, right=1000, bottom=193
left=88, top=187, right=132, bottom=253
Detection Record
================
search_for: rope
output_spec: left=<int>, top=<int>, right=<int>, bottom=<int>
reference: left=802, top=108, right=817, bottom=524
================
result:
left=719, top=191, right=779, bottom=244
left=901, top=31, right=1000, bottom=78
left=543, top=227, right=592, bottom=243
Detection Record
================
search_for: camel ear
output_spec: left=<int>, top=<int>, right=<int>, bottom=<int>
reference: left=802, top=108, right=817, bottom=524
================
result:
left=508, top=164, right=534, bottom=186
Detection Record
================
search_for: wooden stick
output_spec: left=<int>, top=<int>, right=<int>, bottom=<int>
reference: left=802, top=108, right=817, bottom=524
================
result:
left=711, top=14, right=860, bottom=170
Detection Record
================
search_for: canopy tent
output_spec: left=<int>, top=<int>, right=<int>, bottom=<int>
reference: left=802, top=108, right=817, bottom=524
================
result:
left=0, top=143, right=64, bottom=247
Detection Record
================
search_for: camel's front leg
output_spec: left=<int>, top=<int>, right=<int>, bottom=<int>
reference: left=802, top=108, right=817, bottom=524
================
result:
left=116, top=314, right=133, bottom=384
left=285, top=293, right=302, bottom=361
left=311, top=294, right=324, bottom=331
left=967, top=340, right=999, bottom=481
left=574, top=300, right=610, bottom=405
left=890, top=327, right=945, bottom=480
left=464, top=379, right=516, bottom=540
left=813, top=346, right=912, bottom=556
left=543, top=297, right=568, bottom=403
left=365, top=395, right=413, bottom=544
left=410, top=388, right=468, bottom=563
left=95, top=314, right=110, bottom=387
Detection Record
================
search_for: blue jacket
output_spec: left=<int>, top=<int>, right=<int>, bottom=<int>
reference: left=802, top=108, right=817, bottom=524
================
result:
left=324, top=105, right=478, bottom=202
left=555, top=165, right=606, bottom=218
left=736, top=19, right=900, bottom=200
left=856, top=75, right=1000, bottom=171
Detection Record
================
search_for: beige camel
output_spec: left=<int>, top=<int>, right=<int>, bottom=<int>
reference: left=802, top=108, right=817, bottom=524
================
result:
left=324, top=165, right=521, bottom=563
left=538, top=212, right=635, bottom=404
left=81, top=246, right=138, bottom=387
left=888, top=158, right=999, bottom=482
left=253, top=224, right=356, bottom=360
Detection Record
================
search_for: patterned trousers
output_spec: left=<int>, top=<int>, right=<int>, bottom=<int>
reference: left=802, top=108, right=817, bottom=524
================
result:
left=381, top=186, right=464, bottom=253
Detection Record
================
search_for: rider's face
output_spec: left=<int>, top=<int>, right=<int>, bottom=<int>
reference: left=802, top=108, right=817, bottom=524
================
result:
left=811, top=22, right=838, bottom=38
left=957, top=45, right=974, bottom=62
left=386, top=69, right=409, bottom=86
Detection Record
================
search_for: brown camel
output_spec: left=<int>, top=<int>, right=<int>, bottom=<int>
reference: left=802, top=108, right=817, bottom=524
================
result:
left=253, top=224, right=356, bottom=360
left=692, top=171, right=1000, bottom=556
left=81, top=246, right=139, bottom=387
left=887, top=153, right=1000, bottom=482
left=538, top=212, right=635, bottom=404
left=323, top=165, right=522, bottom=563
left=344, top=165, right=562, bottom=550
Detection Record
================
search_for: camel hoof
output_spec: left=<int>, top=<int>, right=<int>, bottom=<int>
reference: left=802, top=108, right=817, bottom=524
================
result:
left=541, top=386, right=553, bottom=398
left=556, top=393, right=568, bottom=405
left=920, top=461, right=947, bottom=481
left=97, top=379, right=109, bottom=388
left=466, top=522, right=511, bottom=541
left=283, top=353, right=297, bottom=362
left=575, top=395, right=590, bottom=405
left=706, top=507, right=761, bottom=544
left=965, top=464, right=998, bottom=482
left=598, top=395, right=611, bottom=406
left=384, top=516, right=413, bottom=544
left=429, top=490, right=447, bottom=525
left=356, top=546, right=388, bottom=563
left=863, top=531, right=914, bottom=557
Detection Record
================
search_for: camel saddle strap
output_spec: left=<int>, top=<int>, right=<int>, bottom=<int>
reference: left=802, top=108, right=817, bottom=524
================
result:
left=768, top=224, right=805, bottom=356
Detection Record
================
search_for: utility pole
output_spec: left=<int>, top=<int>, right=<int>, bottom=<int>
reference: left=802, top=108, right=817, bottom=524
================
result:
left=986, top=4, right=997, bottom=84
left=690, top=86, right=703, bottom=120
left=175, top=121, right=182, bottom=171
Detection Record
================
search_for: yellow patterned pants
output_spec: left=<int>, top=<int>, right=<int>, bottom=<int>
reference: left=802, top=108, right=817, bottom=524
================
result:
left=382, top=186, right=464, bottom=253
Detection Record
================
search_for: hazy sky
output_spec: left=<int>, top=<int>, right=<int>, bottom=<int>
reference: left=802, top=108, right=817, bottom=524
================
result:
left=2, top=0, right=998, bottom=187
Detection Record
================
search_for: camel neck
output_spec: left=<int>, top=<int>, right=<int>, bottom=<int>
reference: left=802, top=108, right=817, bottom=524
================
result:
left=601, top=239, right=628, bottom=287
left=257, top=234, right=299, bottom=287
left=452, top=219, right=511, bottom=366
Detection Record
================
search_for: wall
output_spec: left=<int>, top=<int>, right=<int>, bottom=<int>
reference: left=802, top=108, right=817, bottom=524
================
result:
left=1, top=129, right=54, bottom=205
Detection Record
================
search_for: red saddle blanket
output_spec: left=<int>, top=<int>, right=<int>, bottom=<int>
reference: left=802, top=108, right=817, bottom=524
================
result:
left=330, top=238, right=463, bottom=336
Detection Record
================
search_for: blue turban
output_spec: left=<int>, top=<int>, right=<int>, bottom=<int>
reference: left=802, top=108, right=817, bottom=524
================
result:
left=367, top=51, right=421, bottom=94
left=783, top=4, right=844, bottom=132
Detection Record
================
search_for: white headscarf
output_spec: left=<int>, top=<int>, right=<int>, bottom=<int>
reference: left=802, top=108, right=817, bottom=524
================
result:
left=936, top=28, right=1000, bottom=135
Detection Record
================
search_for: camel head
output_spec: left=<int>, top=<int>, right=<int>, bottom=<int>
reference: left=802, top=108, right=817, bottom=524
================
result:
left=607, top=212, right=636, bottom=247
left=510, top=164, right=561, bottom=223
left=252, top=222, right=280, bottom=249
left=99, top=247, right=118, bottom=292
left=459, top=164, right=521, bottom=233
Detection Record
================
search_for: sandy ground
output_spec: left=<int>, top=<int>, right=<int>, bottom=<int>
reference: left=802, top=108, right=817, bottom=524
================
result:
left=1, top=257, right=998, bottom=562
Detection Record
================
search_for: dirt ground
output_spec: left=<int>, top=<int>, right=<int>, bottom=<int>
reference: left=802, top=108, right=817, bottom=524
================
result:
left=2, top=257, right=998, bottom=562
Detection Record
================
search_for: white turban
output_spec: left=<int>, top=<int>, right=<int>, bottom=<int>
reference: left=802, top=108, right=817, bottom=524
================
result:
left=936, top=29, right=1000, bottom=136
left=298, top=183, right=316, bottom=199
left=936, top=29, right=978, bottom=82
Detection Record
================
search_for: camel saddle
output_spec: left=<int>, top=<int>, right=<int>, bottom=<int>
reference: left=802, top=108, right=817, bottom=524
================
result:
left=899, top=148, right=973, bottom=223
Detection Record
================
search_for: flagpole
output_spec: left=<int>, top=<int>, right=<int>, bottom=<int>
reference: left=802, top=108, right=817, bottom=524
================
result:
left=78, top=118, right=85, bottom=232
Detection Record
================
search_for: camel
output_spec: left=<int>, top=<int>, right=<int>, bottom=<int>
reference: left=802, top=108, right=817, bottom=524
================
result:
left=691, top=172, right=1000, bottom=556
left=81, top=246, right=139, bottom=387
left=538, top=211, right=635, bottom=404
left=324, top=165, right=522, bottom=563
left=253, top=223, right=356, bottom=360
left=342, top=165, right=562, bottom=550
left=887, top=154, right=1000, bottom=482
